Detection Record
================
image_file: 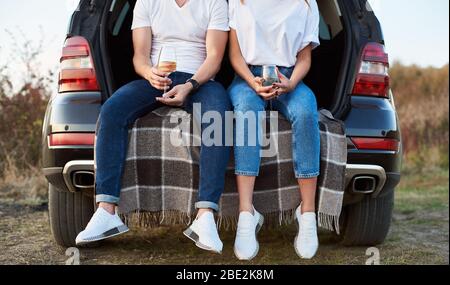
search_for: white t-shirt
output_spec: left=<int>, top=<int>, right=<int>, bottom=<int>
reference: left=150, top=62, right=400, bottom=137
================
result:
left=229, top=0, right=320, bottom=67
left=131, top=0, right=230, bottom=75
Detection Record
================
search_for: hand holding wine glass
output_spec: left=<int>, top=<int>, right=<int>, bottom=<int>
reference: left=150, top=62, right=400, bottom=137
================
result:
left=147, top=67, right=172, bottom=91
left=252, top=65, right=279, bottom=100
left=155, top=45, right=191, bottom=106
left=272, top=67, right=295, bottom=95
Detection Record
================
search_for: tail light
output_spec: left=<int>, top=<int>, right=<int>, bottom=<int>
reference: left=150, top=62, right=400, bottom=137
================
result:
left=58, top=36, right=99, bottom=93
left=49, top=133, right=95, bottom=147
left=351, top=137, right=399, bottom=152
left=352, top=42, right=390, bottom=98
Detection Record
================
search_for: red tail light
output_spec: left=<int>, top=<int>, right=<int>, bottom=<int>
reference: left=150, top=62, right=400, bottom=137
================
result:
left=49, top=133, right=95, bottom=147
left=58, top=36, right=99, bottom=93
left=352, top=43, right=390, bottom=98
left=351, top=137, right=399, bottom=152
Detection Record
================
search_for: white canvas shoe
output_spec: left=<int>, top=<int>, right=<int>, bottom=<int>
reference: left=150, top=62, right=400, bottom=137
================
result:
left=234, top=208, right=264, bottom=260
left=294, top=205, right=319, bottom=259
left=75, top=207, right=129, bottom=245
left=183, top=211, right=223, bottom=254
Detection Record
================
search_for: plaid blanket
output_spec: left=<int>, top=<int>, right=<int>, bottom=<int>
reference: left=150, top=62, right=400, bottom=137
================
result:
left=117, top=107, right=347, bottom=233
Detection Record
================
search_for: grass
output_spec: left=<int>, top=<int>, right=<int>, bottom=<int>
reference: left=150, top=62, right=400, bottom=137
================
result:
left=0, top=157, right=47, bottom=202
left=383, top=169, right=449, bottom=265
left=395, top=169, right=449, bottom=213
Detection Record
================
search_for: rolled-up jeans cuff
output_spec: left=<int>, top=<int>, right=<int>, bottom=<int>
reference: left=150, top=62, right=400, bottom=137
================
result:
left=295, top=171, right=320, bottom=179
left=235, top=170, right=259, bottom=177
left=195, top=201, right=219, bottom=212
left=96, top=194, right=120, bottom=204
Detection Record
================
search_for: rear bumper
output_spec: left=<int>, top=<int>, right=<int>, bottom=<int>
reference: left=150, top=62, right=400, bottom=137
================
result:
left=44, top=160, right=400, bottom=206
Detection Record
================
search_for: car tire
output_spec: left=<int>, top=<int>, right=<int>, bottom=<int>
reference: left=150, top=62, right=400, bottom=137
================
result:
left=341, top=189, right=394, bottom=246
left=48, top=184, right=95, bottom=247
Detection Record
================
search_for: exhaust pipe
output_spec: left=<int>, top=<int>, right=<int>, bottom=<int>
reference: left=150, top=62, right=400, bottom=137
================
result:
left=72, top=171, right=95, bottom=189
left=351, top=176, right=377, bottom=194
left=345, top=164, right=387, bottom=197
left=63, top=160, right=95, bottom=192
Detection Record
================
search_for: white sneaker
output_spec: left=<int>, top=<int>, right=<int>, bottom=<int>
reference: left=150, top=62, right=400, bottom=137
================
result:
left=294, top=205, right=319, bottom=259
left=75, top=207, right=129, bottom=245
left=234, top=208, right=264, bottom=260
left=183, top=211, right=223, bottom=254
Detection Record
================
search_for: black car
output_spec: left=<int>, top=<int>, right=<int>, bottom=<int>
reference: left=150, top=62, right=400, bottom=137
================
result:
left=42, top=0, right=402, bottom=247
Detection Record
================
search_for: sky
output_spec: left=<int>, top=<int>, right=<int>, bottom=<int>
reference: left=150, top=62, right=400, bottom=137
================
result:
left=0, top=0, right=449, bottom=88
left=369, top=0, right=449, bottom=67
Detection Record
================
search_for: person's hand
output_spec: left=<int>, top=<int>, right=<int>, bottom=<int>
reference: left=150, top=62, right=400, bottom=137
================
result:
left=146, top=67, right=172, bottom=91
left=252, top=77, right=277, bottom=101
left=156, top=83, right=192, bottom=107
left=272, top=68, right=295, bottom=96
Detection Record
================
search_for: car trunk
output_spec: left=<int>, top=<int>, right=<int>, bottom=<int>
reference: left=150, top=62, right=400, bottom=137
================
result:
left=103, top=0, right=349, bottom=116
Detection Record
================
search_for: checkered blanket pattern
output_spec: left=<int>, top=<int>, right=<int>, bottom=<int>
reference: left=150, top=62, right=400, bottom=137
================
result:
left=116, top=107, right=347, bottom=232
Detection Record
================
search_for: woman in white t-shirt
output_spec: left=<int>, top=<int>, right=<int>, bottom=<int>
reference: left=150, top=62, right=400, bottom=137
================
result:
left=76, top=0, right=231, bottom=254
left=228, top=0, right=321, bottom=260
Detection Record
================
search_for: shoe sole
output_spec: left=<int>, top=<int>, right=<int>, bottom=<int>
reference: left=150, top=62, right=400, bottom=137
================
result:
left=76, top=225, right=130, bottom=246
left=294, top=213, right=317, bottom=259
left=234, top=214, right=265, bottom=261
left=183, top=228, right=222, bottom=254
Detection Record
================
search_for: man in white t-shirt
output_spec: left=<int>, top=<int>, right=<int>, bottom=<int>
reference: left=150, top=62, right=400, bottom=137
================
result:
left=76, top=0, right=231, bottom=254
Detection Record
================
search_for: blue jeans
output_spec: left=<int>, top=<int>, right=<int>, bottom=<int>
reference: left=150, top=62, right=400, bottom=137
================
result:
left=95, top=72, right=232, bottom=212
left=228, top=66, right=320, bottom=179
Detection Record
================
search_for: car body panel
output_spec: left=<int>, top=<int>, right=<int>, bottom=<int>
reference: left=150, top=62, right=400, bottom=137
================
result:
left=42, top=92, right=100, bottom=169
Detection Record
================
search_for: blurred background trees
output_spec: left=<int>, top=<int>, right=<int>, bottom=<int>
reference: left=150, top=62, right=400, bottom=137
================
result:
left=391, top=62, right=449, bottom=173
left=0, top=34, right=53, bottom=199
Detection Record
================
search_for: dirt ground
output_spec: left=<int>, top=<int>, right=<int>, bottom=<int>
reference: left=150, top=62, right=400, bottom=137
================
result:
left=0, top=170, right=448, bottom=265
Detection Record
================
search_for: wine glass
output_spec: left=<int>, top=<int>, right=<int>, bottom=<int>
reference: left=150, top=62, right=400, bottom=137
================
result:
left=262, top=65, right=279, bottom=87
left=262, top=65, right=279, bottom=109
left=157, top=46, right=177, bottom=96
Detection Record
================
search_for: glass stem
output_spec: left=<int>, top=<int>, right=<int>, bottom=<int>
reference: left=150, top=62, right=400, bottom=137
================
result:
left=163, top=75, right=168, bottom=96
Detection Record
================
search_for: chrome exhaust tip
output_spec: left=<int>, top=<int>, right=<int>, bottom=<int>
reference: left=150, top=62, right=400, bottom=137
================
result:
left=63, top=160, right=95, bottom=192
left=351, top=176, right=377, bottom=194
left=72, top=171, right=95, bottom=189
left=345, top=164, right=387, bottom=197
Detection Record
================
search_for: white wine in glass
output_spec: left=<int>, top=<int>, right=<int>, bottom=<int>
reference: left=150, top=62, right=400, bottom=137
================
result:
left=157, top=46, right=177, bottom=96
left=262, top=65, right=279, bottom=87
left=262, top=65, right=279, bottom=109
